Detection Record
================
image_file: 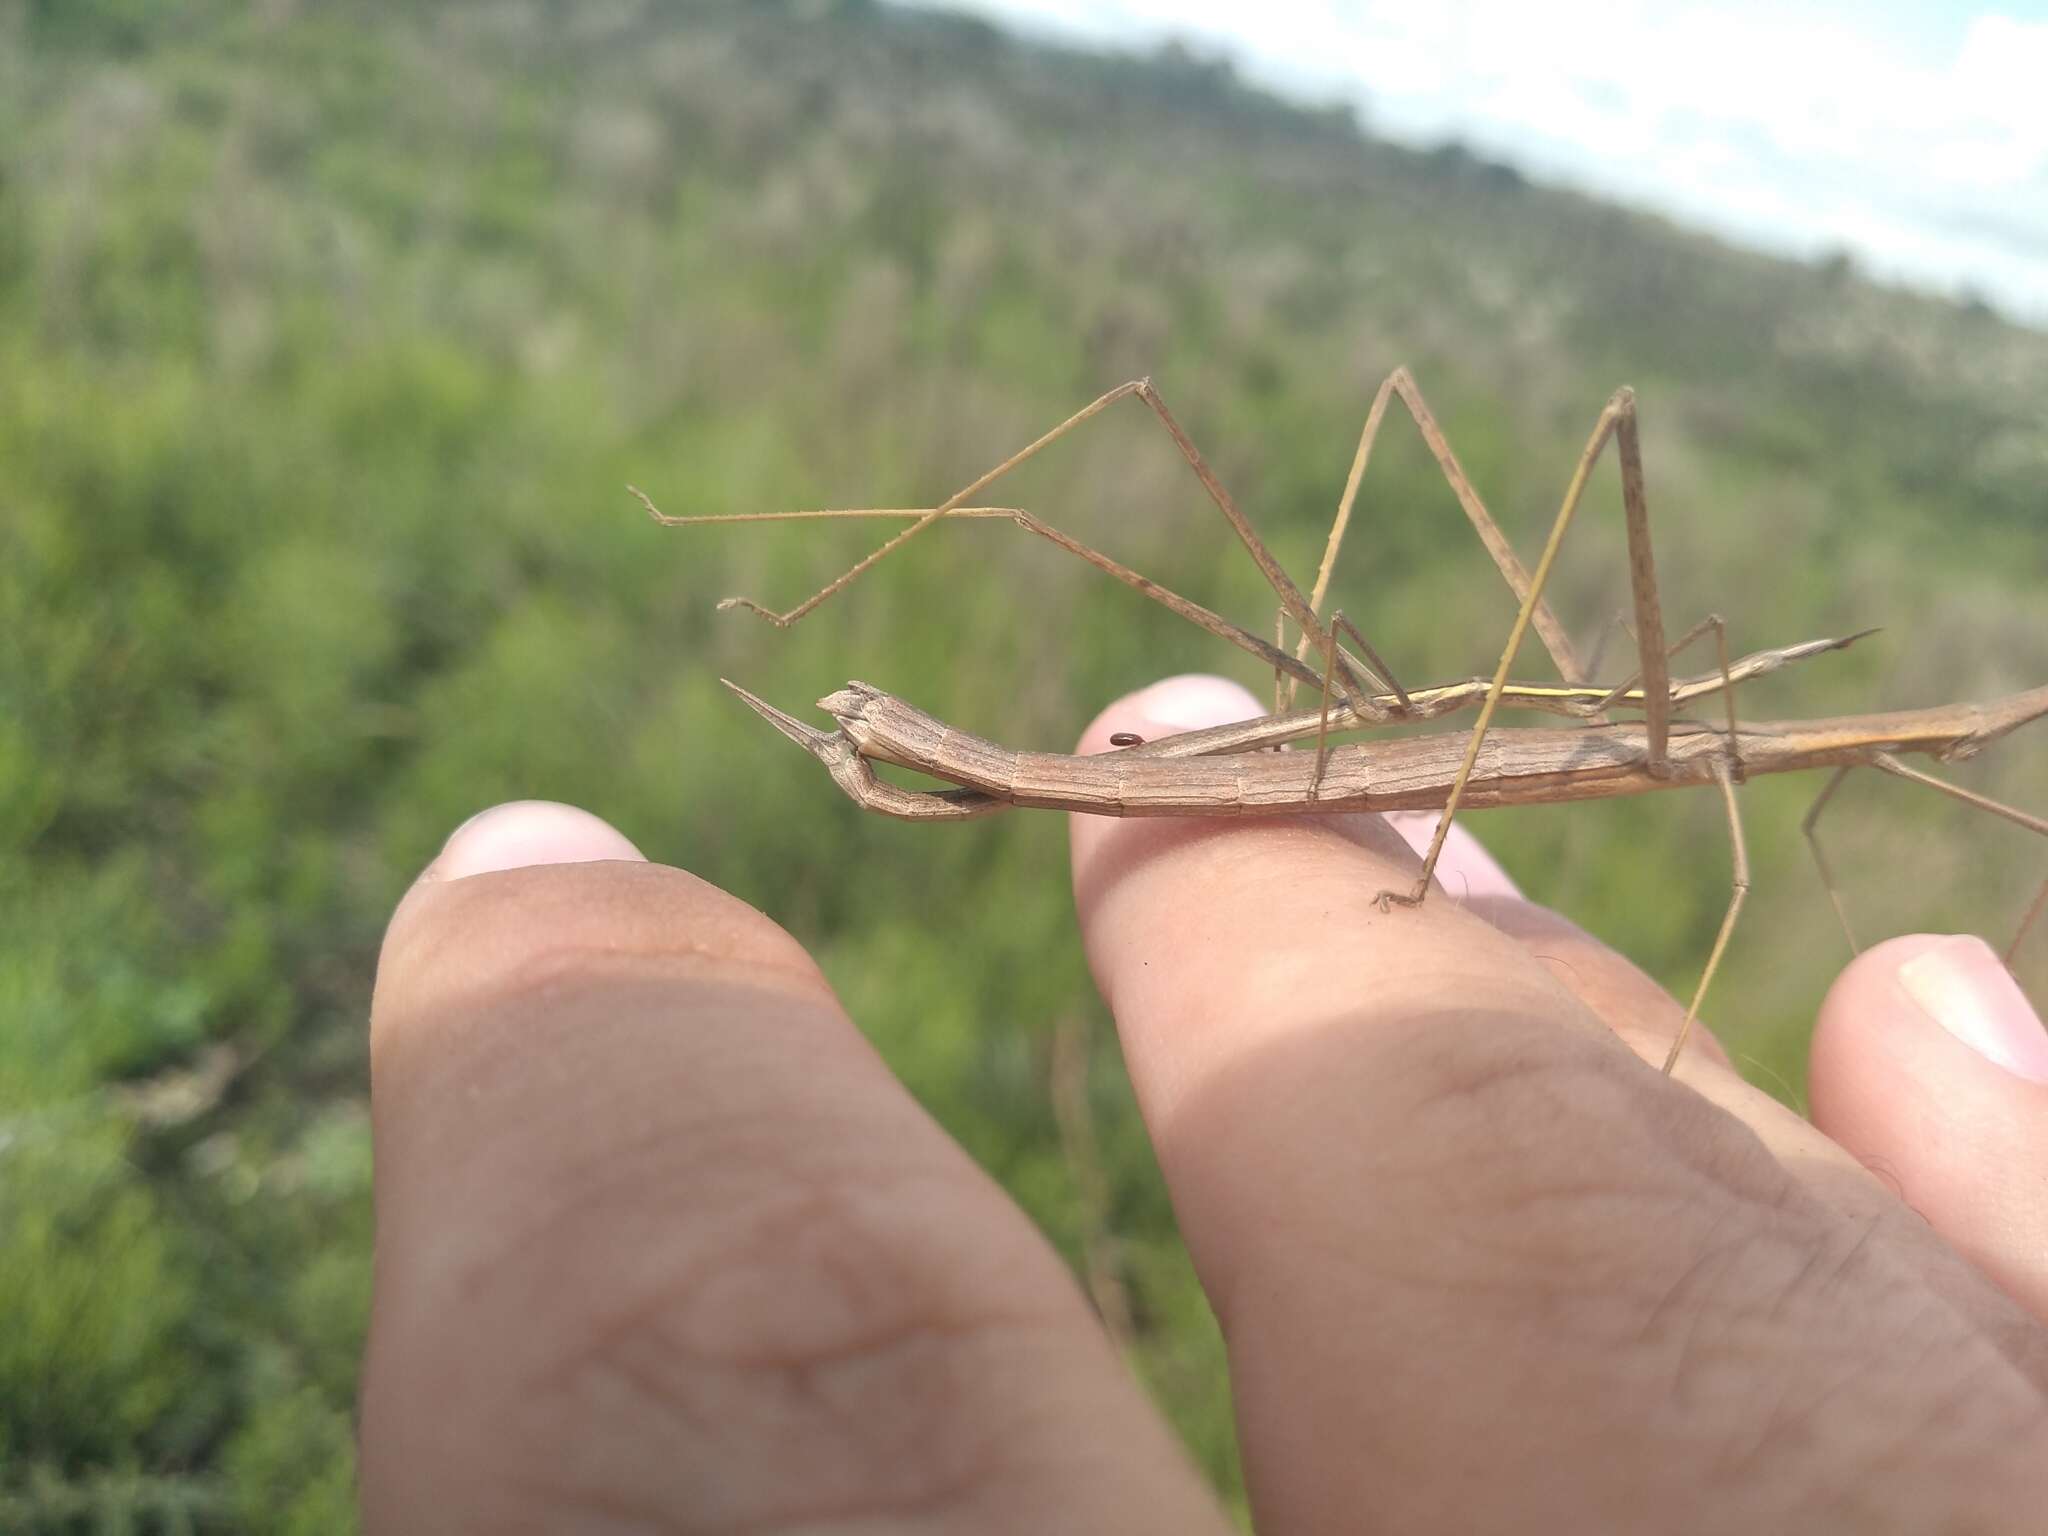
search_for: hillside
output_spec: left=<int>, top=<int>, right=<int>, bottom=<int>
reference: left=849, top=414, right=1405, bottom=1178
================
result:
left=2, top=0, right=2044, bottom=1524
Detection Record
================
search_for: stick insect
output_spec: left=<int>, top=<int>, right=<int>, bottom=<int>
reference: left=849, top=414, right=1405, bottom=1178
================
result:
left=636, top=370, right=2048, bottom=1073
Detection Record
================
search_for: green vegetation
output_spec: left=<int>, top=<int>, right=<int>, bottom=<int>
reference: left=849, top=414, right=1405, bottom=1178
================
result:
left=3, top=0, right=2043, bottom=1525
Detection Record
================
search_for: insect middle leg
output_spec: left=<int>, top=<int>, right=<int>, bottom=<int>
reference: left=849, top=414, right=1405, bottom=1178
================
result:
left=1665, top=760, right=1751, bottom=1075
left=1378, top=386, right=1675, bottom=910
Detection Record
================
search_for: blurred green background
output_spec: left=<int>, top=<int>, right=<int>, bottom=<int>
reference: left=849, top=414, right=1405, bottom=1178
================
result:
left=2, top=0, right=2044, bottom=1526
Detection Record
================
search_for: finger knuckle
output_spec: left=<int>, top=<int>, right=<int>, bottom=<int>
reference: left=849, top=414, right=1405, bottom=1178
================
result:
left=499, top=1169, right=1063, bottom=1530
left=1376, top=1012, right=1793, bottom=1292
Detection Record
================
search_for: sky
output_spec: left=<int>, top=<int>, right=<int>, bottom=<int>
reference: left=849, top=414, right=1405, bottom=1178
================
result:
left=901, top=0, right=2048, bottom=325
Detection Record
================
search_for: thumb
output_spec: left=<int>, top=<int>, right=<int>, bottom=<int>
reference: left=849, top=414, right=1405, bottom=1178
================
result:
left=1810, top=934, right=2048, bottom=1320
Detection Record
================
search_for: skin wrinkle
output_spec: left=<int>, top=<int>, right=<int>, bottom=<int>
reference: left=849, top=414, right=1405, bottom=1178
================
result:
left=594, top=1181, right=1070, bottom=1378
left=1635, top=1079, right=1804, bottom=1211
left=529, top=1348, right=798, bottom=1530
left=1631, top=1158, right=1845, bottom=1405
left=1235, top=1128, right=1726, bottom=1327
left=1763, top=1211, right=1885, bottom=1335
left=1804, top=1343, right=2035, bottom=1530
left=1717, top=1216, right=2044, bottom=1517
left=431, top=1135, right=1136, bottom=1532
left=544, top=1186, right=880, bottom=1381
left=370, top=932, right=843, bottom=1184
left=1391, top=1018, right=1620, bottom=1122
left=1704, top=1205, right=2018, bottom=1528
left=385, top=860, right=834, bottom=993
left=1912, top=1345, right=2048, bottom=1480
left=1802, top=1160, right=2048, bottom=1398
left=1164, top=974, right=1787, bottom=1344
left=459, top=1121, right=1078, bottom=1418
left=1739, top=1319, right=1890, bottom=1491
left=689, top=1472, right=1059, bottom=1536
left=384, top=929, right=837, bottom=1032
left=1428, top=1167, right=1705, bottom=1285
left=528, top=1301, right=1120, bottom=1536
left=1374, top=1016, right=1765, bottom=1226
left=374, top=995, right=878, bottom=1319
left=1717, top=1367, right=1806, bottom=1491
left=1156, top=1009, right=1616, bottom=1321
left=1668, top=1226, right=1779, bottom=1417
left=594, top=1323, right=979, bottom=1499
left=1636, top=1201, right=1750, bottom=1362
left=1201, top=1008, right=1725, bottom=1331
left=1495, top=1190, right=1762, bottom=1371
left=501, top=1383, right=691, bottom=1536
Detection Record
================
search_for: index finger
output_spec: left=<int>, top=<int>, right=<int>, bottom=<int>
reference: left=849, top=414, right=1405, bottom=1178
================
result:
left=362, top=803, right=1228, bottom=1533
left=1066, top=677, right=1800, bottom=1529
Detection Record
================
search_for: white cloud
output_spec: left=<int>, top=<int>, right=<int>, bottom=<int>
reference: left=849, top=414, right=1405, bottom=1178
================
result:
left=906, top=0, right=2048, bottom=322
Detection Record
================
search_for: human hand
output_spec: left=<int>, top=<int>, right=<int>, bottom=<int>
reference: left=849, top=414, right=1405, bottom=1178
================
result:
left=360, top=677, right=2048, bottom=1533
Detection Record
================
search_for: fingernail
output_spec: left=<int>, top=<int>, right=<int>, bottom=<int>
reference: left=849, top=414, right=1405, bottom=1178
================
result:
left=429, top=801, right=645, bottom=882
left=1127, top=674, right=1266, bottom=736
left=1897, top=936, right=2048, bottom=1083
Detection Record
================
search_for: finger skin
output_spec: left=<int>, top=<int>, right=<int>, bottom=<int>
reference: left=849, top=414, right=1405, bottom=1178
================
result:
left=1466, top=896, right=1735, bottom=1072
left=362, top=854, right=1226, bottom=1534
left=1069, top=680, right=2048, bottom=1534
left=1812, top=934, right=2048, bottom=1322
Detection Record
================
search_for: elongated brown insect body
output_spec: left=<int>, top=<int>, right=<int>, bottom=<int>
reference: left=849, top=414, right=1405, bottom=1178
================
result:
left=650, top=370, right=2046, bottom=1073
left=729, top=679, right=2048, bottom=824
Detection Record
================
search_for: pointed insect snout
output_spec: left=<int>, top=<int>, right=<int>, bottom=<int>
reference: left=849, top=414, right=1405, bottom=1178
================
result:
left=721, top=679, right=847, bottom=765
